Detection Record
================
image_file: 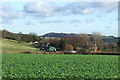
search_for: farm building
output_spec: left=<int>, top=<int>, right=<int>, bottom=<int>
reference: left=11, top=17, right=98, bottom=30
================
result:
left=33, top=41, right=39, bottom=45
left=38, top=46, right=56, bottom=52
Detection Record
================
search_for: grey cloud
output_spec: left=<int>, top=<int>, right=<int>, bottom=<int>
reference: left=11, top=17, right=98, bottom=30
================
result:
left=24, top=1, right=54, bottom=17
left=85, top=18, right=94, bottom=23
left=0, top=19, right=2, bottom=24
left=73, top=25, right=79, bottom=27
left=23, top=2, right=117, bottom=18
left=2, top=3, right=14, bottom=12
left=2, top=12, right=25, bottom=19
left=55, top=2, right=94, bottom=15
left=53, top=19, right=64, bottom=23
left=39, top=20, right=54, bottom=23
left=39, top=19, right=64, bottom=24
left=92, top=2, right=117, bottom=12
left=1, top=19, right=13, bottom=24
left=96, top=14, right=105, bottom=18
left=1, top=2, right=117, bottom=22
left=1, top=11, right=25, bottom=24
left=25, top=21, right=35, bottom=25
left=55, top=2, right=117, bottom=15
left=24, top=2, right=54, bottom=13
left=1, top=3, right=24, bottom=19
left=1, top=3, right=25, bottom=24
left=71, top=19, right=81, bottom=23
left=106, top=26, right=112, bottom=28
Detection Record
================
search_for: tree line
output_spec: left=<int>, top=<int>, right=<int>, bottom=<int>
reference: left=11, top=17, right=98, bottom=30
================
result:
left=2, top=29, right=42, bottom=43
left=2, top=29, right=120, bottom=53
left=48, top=33, right=119, bottom=53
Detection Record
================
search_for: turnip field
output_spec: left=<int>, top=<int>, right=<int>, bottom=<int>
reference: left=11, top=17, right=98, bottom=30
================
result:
left=2, top=53, right=120, bottom=79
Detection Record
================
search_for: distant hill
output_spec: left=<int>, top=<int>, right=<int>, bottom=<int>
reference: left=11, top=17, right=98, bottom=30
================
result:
left=43, top=33, right=119, bottom=43
left=102, top=37, right=118, bottom=43
left=42, top=32, right=78, bottom=38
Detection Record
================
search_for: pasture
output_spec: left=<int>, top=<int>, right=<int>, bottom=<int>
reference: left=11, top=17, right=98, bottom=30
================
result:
left=2, top=53, right=119, bottom=79
left=2, top=39, right=38, bottom=53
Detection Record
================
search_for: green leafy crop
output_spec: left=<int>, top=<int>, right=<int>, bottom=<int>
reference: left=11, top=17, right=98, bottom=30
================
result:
left=2, top=53, right=119, bottom=79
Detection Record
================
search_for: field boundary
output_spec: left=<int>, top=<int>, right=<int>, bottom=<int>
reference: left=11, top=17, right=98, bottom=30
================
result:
left=2, top=51, right=120, bottom=55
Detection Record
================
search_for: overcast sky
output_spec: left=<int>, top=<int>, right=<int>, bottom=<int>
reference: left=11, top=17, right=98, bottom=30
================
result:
left=0, top=1, right=118, bottom=36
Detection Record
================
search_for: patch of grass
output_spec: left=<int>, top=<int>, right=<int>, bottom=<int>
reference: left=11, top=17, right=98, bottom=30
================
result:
left=2, top=39, right=39, bottom=53
left=2, top=53, right=119, bottom=79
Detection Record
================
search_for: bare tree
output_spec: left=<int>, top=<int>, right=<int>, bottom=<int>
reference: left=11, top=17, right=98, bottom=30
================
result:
left=91, top=32, right=104, bottom=51
left=64, top=44, right=74, bottom=51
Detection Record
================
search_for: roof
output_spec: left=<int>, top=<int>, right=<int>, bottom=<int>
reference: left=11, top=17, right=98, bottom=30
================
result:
left=34, top=41, right=39, bottom=44
left=48, top=46, right=56, bottom=51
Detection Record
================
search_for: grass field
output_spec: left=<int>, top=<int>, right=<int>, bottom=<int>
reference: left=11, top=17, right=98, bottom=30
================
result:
left=2, top=39, right=38, bottom=53
left=2, top=53, right=119, bottom=79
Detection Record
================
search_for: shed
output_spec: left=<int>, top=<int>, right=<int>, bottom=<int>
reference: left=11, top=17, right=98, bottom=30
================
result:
left=38, top=46, right=56, bottom=52
left=48, top=46, right=56, bottom=52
